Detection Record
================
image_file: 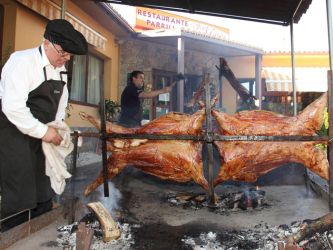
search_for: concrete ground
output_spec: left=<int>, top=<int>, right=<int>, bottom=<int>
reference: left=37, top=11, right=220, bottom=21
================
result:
left=4, top=154, right=331, bottom=250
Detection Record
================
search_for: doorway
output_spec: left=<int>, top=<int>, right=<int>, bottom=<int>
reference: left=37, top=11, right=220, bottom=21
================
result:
left=152, top=69, right=177, bottom=119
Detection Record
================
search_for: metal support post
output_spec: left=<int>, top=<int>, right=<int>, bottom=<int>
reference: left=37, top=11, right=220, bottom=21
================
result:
left=204, top=74, right=215, bottom=205
left=100, top=82, right=109, bottom=197
left=68, top=131, right=79, bottom=224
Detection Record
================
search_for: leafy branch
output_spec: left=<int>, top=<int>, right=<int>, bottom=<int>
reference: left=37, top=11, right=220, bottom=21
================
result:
left=104, top=99, right=121, bottom=122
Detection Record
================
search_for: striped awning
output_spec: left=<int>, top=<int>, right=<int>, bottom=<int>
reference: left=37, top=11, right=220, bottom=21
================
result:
left=16, top=0, right=107, bottom=50
left=262, top=68, right=328, bottom=93
left=262, top=69, right=293, bottom=92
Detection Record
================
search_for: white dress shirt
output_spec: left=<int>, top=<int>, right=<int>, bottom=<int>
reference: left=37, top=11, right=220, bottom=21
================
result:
left=0, top=44, right=68, bottom=139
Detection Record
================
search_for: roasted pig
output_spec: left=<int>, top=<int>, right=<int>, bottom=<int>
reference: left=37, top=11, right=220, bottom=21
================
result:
left=212, top=93, right=327, bottom=136
left=83, top=109, right=208, bottom=196
left=213, top=141, right=328, bottom=185
left=212, top=93, right=329, bottom=186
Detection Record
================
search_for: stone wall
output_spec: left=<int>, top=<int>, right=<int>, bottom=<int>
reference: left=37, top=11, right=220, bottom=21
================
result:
left=120, top=39, right=220, bottom=91
left=119, top=38, right=221, bottom=114
left=119, top=39, right=178, bottom=92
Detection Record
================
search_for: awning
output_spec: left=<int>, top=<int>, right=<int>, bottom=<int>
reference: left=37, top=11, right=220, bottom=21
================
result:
left=262, top=69, right=292, bottom=92
left=137, top=29, right=264, bottom=57
left=262, top=68, right=328, bottom=93
left=16, top=0, right=107, bottom=49
left=96, top=0, right=312, bottom=26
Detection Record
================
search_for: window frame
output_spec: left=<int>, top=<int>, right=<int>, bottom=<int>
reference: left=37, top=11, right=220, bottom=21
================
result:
left=67, top=52, right=104, bottom=107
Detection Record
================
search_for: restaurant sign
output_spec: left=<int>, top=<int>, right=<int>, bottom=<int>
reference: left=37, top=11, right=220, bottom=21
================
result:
left=135, top=7, right=230, bottom=39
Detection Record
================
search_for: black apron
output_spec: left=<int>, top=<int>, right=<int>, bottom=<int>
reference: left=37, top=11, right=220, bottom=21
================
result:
left=0, top=47, right=66, bottom=218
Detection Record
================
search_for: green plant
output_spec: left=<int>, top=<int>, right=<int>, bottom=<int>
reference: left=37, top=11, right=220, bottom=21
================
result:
left=316, top=108, right=328, bottom=150
left=66, top=103, right=73, bottom=119
left=316, top=108, right=329, bottom=136
left=105, top=99, right=121, bottom=122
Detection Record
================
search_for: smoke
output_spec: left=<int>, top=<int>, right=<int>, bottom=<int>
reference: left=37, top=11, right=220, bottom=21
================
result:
left=82, top=182, right=122, bottom=217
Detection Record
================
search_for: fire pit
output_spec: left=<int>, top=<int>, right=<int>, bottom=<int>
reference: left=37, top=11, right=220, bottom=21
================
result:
left=166, top=187, right=268, bottom=213
left=56, top=213, right=138, bottom=250
left=7, top=163, right=329, bottom=250
left=56, top=212, right=333, bottom=250
left=49, top=164, right=329, bottom=250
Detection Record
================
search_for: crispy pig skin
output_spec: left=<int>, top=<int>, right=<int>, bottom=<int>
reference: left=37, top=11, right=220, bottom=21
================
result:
left=83, top=109, right=207, bottom=196
left=212, top=93, right=327, bottom=136
left=212, top=93, right=329, bottom=186
left=84, top=140, right=206, bottom=196
left=214, top=141, right=328, bottom=186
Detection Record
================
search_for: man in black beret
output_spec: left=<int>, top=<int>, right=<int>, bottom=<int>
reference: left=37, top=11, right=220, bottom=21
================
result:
left=0, top=19, right=87, bottom=231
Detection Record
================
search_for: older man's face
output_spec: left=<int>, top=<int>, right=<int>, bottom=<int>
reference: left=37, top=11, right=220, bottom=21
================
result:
left=44, top=40, right=72, bottom=68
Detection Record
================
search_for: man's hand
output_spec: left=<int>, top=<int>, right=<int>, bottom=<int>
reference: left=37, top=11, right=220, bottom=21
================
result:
left=164, top=81, right=177, bottom=92
left=42, top=126, right=63, bottom=145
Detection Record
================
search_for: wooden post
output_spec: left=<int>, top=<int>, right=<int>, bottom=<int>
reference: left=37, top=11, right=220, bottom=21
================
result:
left=76, top=222, right=94, bottom=250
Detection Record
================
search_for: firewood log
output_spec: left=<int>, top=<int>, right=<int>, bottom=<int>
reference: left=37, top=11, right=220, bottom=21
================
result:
left=76, top=222, right=93, bottom=250
left=287, top=212, right=333, bottom=244
left=87, top=202, right=121, bottom=242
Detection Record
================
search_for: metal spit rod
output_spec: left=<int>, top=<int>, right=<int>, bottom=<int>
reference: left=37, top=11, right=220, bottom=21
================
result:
left=74, top=132, right=328, bottom=142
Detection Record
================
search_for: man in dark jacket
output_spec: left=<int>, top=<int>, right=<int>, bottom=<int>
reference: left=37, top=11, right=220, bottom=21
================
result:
left=118, top=70, right=177, bottom=127
left=0, top=19, right=87, bottom=231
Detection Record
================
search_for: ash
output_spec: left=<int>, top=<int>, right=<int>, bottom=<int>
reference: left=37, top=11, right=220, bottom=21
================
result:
left=166, top=188, right=269, bottom=214
left=182, top=223, right=290, bottom=250
left=182, top=221, right=333, bottom=250
left=56, top=213, right=139, bottom=250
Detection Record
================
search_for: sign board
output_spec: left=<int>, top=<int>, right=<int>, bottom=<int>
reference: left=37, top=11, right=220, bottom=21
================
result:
left=135, top=7, right=230, bottom=40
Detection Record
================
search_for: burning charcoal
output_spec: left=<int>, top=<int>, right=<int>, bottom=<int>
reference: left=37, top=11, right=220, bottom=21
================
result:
left=302, top=236, right=327, bottom=250
left=57, top=223, right=77, bottom=233
left=206, top=232, right=216, bottom=241
left=70, top=224, right=78, bottom=234
left=234, top=192, right=243, bottom=201
left=176, top=192, right=196, bottom=202
left=166, top=189, right=267, bottom=214
left=236, top=239, right=259, bottom=250
left=278, top=224, right=290, bottom=231
left=79, top=212, right=98, bottom=224
left=257, top=189, right=266, bottom=196
left=249, top=190, right=259, bottom=208
left=291, top=221, right=301, bottom=227
left=62, top=244, right=72, bottom=250
left=265, top=243, right=275, bottom=250
left=93, top=231, right=103, bottom=238
left=238, top=193, right=249, bottom=210
left=194, top=194, right=206, bottom=203
left=168, top=198, right=179, bottom=206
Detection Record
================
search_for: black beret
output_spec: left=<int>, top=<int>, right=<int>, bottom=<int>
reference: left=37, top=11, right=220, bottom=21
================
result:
left=44, top=19, right=88, bottom=55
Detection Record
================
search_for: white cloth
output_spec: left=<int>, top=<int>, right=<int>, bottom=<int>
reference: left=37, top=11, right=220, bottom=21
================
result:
left=42, top=121, right=73, bottom=194
left=0, top=44, right=68, bottom=139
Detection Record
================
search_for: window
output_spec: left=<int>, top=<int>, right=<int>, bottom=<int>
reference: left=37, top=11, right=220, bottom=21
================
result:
left=69, top=53, right=104, bottom=105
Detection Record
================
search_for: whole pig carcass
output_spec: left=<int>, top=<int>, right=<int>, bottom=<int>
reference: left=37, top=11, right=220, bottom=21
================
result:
left=83, top=109, right=208, bottom=196
left=211, top=93, right=329, bottom=186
